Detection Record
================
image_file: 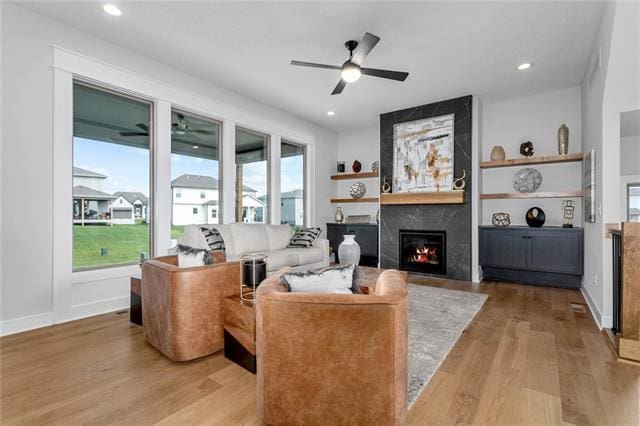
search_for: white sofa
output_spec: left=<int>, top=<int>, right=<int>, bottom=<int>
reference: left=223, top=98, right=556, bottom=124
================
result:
left=178, top=223, right=330, bottom=273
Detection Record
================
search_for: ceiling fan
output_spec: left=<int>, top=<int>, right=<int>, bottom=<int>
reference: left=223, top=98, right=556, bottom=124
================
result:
left=290, top=32, right=409, bottom=95
left=119, top=113, right=215, bottom=137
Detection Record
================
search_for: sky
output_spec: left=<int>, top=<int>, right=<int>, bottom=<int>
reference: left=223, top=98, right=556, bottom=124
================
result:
left=73, top=137, right=304, bottom=197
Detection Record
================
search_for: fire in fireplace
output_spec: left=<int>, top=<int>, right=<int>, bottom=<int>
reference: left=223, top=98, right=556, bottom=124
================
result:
left=399, top=230, right=446, bottom=275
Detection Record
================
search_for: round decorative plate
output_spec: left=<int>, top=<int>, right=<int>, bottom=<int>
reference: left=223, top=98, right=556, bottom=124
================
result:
left=349, top=182, right=367, bottom=199
left=513, top=168, right=542, bottom=193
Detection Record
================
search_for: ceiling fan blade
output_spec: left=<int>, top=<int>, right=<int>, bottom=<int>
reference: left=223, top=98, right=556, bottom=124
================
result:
left=291, top=60, right=341, bottom=70
left=351, top=32, right=380, bottom=65
left=135, top=123, right=149, bottom=132
left=119, top=132, right=149, bottom=137
left=331, top=79, right=347, bottom=95
left=361, top=67, right=409, bottom=81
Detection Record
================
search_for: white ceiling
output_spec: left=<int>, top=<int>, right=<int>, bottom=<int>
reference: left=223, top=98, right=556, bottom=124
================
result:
left=22, top=1, right=604, bottom=132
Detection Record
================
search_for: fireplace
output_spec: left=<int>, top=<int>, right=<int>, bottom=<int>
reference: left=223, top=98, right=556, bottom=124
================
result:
left=399, top=230, right=446, bottom=275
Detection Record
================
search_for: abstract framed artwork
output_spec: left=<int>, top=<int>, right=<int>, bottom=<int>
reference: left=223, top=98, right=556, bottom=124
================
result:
left=392, top=114, right=455, bottom=193
left=583, top=149, right=596, bottom=223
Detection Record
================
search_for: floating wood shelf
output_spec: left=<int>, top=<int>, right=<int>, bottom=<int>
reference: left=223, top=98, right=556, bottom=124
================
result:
left=331, top=172, right=379, bottom=180
left=480, top=153, right=584, bottom=169
left=480, top=191, right=584, bottom=200
left=380, top=191, right=464, bottom=205
left=330, top=197, right=380, bottom=203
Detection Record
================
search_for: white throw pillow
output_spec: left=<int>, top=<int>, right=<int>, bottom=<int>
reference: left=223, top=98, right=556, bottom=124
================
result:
left=265, top=224, right=294, bottom=250
left=280, top=264, right=355, bottom=294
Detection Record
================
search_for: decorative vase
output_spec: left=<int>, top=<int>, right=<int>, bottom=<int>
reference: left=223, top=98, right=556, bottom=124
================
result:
left=490, top=145, right=506, bottom=161
left=352, top=160, right=362, bottom=173
left=558, top=124, right=569, bottom=155
left=336, top=161, right=346, bottom=173
left=526, top=207, right=546, bottom=228
left=335, top=206, right=344, bottom=223
left=338, top=234, right=361, bottom=266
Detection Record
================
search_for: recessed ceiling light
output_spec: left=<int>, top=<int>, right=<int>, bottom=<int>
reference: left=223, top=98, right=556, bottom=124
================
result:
left=192, top=145, right=199, bottom=149
left=327, top=111, right=336, bottom=116
left=103, top=4, right=122, bottom=16
left=517, top=63, right=533, bottom=71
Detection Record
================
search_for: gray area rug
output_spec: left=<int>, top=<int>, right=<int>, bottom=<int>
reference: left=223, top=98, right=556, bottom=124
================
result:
left=407, top=283, right=488, bottom=407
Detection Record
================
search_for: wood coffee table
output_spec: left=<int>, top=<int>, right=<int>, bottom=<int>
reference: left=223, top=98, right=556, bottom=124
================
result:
left=223, top=294, right=256, bottom=373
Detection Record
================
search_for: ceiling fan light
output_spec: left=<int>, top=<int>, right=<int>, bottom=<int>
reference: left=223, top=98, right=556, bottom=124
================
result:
left=341, top=62, right=361, bottom=83
left=103, top=4, right=122, bottom=16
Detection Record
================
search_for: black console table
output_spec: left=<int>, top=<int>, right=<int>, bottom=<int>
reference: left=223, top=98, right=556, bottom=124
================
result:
left=479, top=226, right=584, bottom=288
left=326, top=223, right=379, bottom=267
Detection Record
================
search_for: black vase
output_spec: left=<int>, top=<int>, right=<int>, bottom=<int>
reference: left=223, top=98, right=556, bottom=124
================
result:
left=526, top=207, right=546, bottom=228
left=242, top=260, right=266, bottom=286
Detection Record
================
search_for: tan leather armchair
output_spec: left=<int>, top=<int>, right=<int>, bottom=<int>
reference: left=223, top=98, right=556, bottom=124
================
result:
left=256, top=269, right=409, bottom=425
left=141, top=255, right=240, bottom=361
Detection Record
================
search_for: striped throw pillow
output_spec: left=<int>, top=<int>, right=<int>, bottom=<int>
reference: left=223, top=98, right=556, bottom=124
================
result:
left=200, top=227, right=226, bottom=253
left=287, top=227, right=322, bottom=248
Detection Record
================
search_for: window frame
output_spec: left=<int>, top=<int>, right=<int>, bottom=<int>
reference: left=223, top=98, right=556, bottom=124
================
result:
left=235, top=126, right=271, bottom=224
left=280, top=139, right=307, bottom=227
left=627, top=182, right=640, bottom=222
left=71, top=78, right=155, bottom=272
left=170, top=106, right=223, bottom=225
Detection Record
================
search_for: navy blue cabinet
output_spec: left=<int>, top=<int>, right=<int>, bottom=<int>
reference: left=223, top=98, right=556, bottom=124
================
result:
left=326, top=223, right=379, bottom=267
left=479, top=226, right=584, bottom=289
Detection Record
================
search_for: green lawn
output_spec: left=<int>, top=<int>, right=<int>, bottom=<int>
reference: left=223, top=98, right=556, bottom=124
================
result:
left=73, top=222, right=184, bottom=270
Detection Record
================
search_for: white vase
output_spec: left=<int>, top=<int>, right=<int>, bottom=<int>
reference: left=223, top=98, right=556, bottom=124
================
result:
left=338, top=234, right=361, bottom=266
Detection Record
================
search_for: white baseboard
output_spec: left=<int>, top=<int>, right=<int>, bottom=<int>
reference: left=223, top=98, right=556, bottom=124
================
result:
left=64, top=295, right=129, bottom=324
left=0, top=312, right=54, bottom=336
left=600, top=315, right=613, bottom=329
left=581, top=286, right=602, bottom=329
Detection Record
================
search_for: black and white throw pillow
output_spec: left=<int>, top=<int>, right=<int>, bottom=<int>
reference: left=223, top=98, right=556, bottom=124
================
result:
left=280, top=264, right=357, bottom=294
left=287, top=227, right=322, bottom=248
left=176, top=244, right=213, bottom=267
left=280, top=265, right=364, bottom=294
left=200, top=227, right=226, bottom=253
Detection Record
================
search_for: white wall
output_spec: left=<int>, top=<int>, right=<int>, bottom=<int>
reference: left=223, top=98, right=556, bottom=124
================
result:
left=620, top=136, right=640, bottom=176
left=335, top=125, right=380, bottom=220
left=480, top=87, right=583, bottom=227
left=1, top=4, right=337, bottom=334
left=580, top=0, right=639, bottom=328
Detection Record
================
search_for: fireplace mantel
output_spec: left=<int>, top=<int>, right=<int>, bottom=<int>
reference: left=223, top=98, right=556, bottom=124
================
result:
left=380, top=190, right=464, bottom=205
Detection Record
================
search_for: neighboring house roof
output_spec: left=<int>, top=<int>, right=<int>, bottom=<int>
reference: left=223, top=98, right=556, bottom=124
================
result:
left=281, top=189, right=304, bottom=198
left=243, top=193, right=267, bottom=207
left=629, top=208, right=640, bottom=216
left=203, top=200, right=219, bottom=206
left=171, top=174, right=257, bottom=193
left=73, top=186, right=116, bottom=200
left=113, top=191, right=149, bottom=206
left=73, top=166, right=107, bottom=179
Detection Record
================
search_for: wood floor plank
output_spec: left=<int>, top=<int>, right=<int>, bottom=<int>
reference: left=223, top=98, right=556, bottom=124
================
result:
left=2, top=273, right=638, bottom=425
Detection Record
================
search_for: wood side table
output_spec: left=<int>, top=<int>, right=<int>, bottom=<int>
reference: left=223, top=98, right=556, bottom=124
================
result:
left=223, top=295, right=256, bottom=373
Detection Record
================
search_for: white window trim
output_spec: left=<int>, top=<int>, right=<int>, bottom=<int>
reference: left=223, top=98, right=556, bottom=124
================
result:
left=52, top=45, right=317, bottom=323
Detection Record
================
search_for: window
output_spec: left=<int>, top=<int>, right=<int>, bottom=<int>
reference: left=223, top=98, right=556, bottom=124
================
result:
left=235, top=127, right=269, bottom=223
left=280, top=140, right=306, bottom=227
left=72, top=81, right=152, bottom=270
left=170, top=109, right=221, bottom=245
left=628, top=184, right=640, bottom=222
left=211, top=209, right=217, bottom=219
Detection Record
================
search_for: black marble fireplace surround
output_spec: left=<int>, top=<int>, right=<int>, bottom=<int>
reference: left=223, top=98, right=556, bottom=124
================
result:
left=379, top=95, right=472, bottom=280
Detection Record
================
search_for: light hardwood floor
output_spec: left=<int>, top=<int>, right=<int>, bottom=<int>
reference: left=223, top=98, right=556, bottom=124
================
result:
left=1, top=273, right=638, bottom=425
